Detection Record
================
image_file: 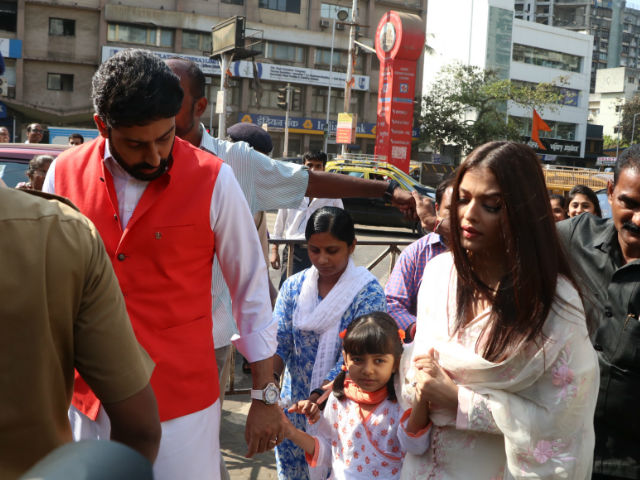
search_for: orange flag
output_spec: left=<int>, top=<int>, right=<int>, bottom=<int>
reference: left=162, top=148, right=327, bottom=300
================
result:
left=531, top=109, right=551, bottom=150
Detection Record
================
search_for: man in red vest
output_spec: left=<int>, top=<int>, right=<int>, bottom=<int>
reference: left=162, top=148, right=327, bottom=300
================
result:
left=42, top=49, right=282, bottom=480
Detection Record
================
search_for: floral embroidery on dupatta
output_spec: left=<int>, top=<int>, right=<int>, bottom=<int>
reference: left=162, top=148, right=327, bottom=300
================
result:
left=516, top=438, right=576, bottom=474
left=551, top=347, right=577, bottom=404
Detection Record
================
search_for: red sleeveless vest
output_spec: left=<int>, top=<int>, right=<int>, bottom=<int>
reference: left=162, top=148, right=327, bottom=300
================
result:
left=55, top=136, right=221, bottom=421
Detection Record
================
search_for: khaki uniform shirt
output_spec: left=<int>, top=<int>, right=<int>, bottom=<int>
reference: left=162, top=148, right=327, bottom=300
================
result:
left=0, top=188, right=154, bottom=479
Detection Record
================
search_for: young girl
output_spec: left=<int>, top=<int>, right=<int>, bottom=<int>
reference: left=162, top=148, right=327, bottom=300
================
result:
left=273, top=207, right=387, bottom=480
left=282, top=312, right=432, bottom=480
left=567, top=184, right=602, bottom=218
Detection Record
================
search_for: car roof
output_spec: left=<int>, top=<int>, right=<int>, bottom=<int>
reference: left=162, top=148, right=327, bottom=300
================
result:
left=0, top=143, right=69, bottom=162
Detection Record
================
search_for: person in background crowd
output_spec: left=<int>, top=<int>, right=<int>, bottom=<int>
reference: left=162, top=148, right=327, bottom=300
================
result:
left=385, top=176, right=454, bottom=333
left=0, top=187, right=161, bottom=479
left=16, top=154, right=54, bottom=191
left=43, top=49, right=281, bottom=480
left=400, top=141, right=598, bottom=479
left=567, top=184, right=602, bottom=218
left=69, top=133, right=84, bottom=146
left=270, top=151, right=343, bottom=287
left=273, top=207, right=386, bottom=480
left=558, top=145, right=640, bottom=479
left=549, top=193, right=568, bottom=222
left=25, top=123, right=44, bottom=144
left=0, top=126, right=10, bottom=143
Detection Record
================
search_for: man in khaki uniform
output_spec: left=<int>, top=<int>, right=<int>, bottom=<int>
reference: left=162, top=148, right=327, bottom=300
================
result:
left=0, top=187, right=161, bottom=479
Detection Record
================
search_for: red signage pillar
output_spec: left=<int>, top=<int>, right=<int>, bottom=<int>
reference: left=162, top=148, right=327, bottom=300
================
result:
left=374, top=11, right=425, bottom=173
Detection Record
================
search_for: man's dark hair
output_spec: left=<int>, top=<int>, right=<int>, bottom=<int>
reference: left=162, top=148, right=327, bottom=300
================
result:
left=92, top=49, right=183, bottom=128
left=303, top=151, right=327, bottom=166
left=549, top=193, right=566, bottom=208
left=435, top=173, right=455, bottom=206
left=68, top=133, right=84, bottom=143
left=166, top=57, right=205, bottom=100
left=615, top=144, right=640, bottom=185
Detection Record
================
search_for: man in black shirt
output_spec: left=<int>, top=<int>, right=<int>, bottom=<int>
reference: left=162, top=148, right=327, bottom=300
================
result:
left=557, top=146, right=640, bottom=480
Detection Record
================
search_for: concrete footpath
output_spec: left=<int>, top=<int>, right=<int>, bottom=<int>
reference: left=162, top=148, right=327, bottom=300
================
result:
left=220, top=356, right=277, bottom=480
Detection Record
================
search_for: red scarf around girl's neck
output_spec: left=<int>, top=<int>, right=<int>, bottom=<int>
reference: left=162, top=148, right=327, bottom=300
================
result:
left=343, top=378, right=388, bottom=405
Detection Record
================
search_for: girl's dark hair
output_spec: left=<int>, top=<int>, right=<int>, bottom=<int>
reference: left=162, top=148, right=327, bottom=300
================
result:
left=333, top=312, right=403, bottom=402
left=449, top=141, right=579, bottom=362
left=567, top=184, right=602, bottom=217
left=305, top=206, right=355, bottom=245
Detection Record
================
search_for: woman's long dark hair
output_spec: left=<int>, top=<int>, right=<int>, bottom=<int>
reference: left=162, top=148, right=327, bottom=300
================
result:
left=333, top=312, right=403, bottom=402
left=449, top=141, right=578, bottom=362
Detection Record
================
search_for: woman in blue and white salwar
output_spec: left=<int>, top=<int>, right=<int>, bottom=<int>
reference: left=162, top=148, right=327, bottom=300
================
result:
left=273, top=207, right=386, bottom=480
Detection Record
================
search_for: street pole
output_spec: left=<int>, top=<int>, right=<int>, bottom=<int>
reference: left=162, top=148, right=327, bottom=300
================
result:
left=283, top=83, right=291, bottom=157
left=218, top=52, right=233, bottom=139
left=324, top=18, right=337, bottom=153
left=342, top=0, right=358, bottom=155
left=632, top=112, right=640, bottom=144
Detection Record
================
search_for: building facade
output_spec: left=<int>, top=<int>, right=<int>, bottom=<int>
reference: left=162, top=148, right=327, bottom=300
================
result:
left=589, top=65, right=639, bottom=138
left=0, top=0, right=426, bottom=155
left=423, top=0, right=592, bottom=162
left=514, top=0, right=640, bottom=93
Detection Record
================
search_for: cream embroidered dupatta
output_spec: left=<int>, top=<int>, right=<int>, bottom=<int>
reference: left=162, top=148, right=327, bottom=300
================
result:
left=398, top=253, right=599, bottom=480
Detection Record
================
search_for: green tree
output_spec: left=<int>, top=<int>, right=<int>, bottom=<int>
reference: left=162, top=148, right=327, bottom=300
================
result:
left=417, top=63, right=568, bottom=154
left=620, top=96, right=640, bottom=143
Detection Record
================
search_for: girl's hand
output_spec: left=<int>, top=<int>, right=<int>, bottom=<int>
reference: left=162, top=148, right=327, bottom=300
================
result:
left=288, top=400, right=321, bottom=424
left=413, top=348, right=459, bottom=411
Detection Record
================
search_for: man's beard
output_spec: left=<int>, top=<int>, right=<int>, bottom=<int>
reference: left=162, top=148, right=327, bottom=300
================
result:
left=109, top=134, right=172, bottom=182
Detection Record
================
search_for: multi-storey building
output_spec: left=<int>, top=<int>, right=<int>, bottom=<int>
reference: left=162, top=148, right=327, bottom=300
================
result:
left=424, top=0, right=592, bottom=162
left=589, top=66, right=639, bottom=137
left=0, top=0, right=426, bottom=156
left=513, top=0, right=640, bottom=93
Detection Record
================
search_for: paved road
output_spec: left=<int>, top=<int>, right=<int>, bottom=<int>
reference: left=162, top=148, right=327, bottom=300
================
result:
left=220, top=216, right=419, bottom=479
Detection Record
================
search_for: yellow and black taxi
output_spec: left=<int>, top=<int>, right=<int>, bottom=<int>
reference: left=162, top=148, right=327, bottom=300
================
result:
left=325, top=159, right=435, bottom=233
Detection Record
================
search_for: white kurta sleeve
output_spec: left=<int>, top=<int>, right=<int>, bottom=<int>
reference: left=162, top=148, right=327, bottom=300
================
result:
left=210, top=164, right=276, bottom=362
left=397, top=408, right=432, bottom=455
left=42, top=159, right=57, bottom=194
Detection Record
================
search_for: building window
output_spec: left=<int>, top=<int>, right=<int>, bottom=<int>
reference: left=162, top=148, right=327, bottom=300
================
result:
left=311, top=86, right=344, bottom=114
left=49, top=18, right=75, bottom=36
left=182, top=30, right=212, bottom=52
left=320, top=3, right=352, bottom=20
left=249, top=83, right=303, bottom=111
left=47, top=73, right=74, bottom=91
left=108, top=23, right=174, bottom=48
left=264, top=42, right=305, bottom=63
left=512, top=43, right=582, bottom=72
left=629, top=76, right=636, bottom=84
left=314, top=48, right=363, bottom=72
left=511, top=116, right=577, bottom=140
left=0, top=1, right=17, bottom=32
left=259, top=0, right=300, bottom=13
left=222, top=0, right=244, bottom=3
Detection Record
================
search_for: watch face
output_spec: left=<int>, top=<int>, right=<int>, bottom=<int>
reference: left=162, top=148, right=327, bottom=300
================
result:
left=265, top=385, right=279, bottom=404
left=379, top=22, right=396, bottom=52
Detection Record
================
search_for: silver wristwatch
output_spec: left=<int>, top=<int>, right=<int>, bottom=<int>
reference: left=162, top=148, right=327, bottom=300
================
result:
left=250, top=382, right=280, bottom=405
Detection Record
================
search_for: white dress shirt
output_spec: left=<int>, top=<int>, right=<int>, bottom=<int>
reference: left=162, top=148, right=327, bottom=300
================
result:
left=272, top=196, right=344, bottom=240
left=199, top=127, right=309, bottom=347
left=43, top=139, right=276, bottom=362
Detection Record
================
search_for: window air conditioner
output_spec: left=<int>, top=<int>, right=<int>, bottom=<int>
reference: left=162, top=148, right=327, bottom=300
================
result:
left=336, top=23, right=345, bottom=30
left=319, top=19, right=330, bottom=28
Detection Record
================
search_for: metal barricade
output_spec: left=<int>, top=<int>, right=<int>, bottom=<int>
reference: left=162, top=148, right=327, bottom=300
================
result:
left=224, top=237, right=413, bottom=395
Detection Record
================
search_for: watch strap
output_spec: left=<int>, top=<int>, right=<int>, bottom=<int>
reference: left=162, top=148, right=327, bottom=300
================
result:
left=383, top=179, right=400, bottom=202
